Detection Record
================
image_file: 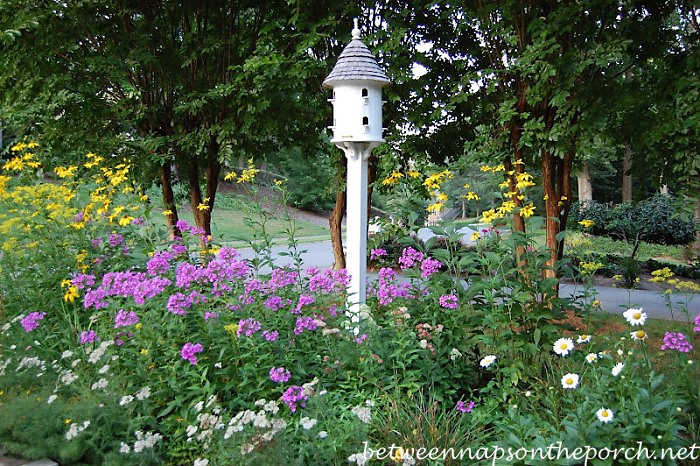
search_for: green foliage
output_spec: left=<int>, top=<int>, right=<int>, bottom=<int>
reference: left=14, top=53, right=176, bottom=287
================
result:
left=572, top=195, right=697, bottom=246
left=276, top=147, right=335, bottom=212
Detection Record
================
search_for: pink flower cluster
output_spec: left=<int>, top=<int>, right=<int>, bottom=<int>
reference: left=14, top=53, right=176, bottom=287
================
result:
left=374, top=267, right=413, bottom=306
left=269, top=366, right=291, bottom=383
left=660, top=332, right=693, bottom=353
left=455, top=400, right=475, bottom=413
left=20, top=312, right=46, bottom=333
left=281, top=385, right=307, bottom=412
left=370, top=248, right=388, bottom=262
left=694, top=315, right=700, bottom=333
left=114, top=309, right=139, bottom=328
left=439, top=293, right=459, bottom=309
left=181, top=342, right=203, bottom=365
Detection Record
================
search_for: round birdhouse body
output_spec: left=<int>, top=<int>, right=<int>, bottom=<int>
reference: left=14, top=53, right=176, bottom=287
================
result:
left=329, top=81, right=384, bottom=143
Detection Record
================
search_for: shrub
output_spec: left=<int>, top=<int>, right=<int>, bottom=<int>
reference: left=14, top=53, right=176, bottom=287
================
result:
left=572, top=195, right=696, bottom=246
left=638, top=194, right=697, bottom=245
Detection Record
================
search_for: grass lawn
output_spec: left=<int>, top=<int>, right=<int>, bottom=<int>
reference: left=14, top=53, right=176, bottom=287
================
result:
left=150, top=192, right=330, bottom=244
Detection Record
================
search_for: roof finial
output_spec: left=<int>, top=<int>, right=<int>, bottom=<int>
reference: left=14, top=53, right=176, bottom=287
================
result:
left=352, top=18, right=361, bottom=39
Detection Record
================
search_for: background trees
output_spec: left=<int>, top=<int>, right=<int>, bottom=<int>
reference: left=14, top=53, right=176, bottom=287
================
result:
left=2, top=1, right=697, bottom=263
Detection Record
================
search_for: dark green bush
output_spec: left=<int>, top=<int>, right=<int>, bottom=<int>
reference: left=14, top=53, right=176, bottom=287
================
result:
left=570, top=195, right=697, bottom=246
left=637, top=194, right=697, bottom=245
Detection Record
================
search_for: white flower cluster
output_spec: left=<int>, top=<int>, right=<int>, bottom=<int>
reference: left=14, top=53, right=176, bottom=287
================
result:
left=0, top=357, right=11, bottom=376
left=351, top=400, right=375, bottom=424
left=86, top=340, right=113, bottom=364
left=225, top=399, right=287, bottom=455
left=91, top=377, right=109, bottom=391
left=449, top=348, right=462, bottom=361
left=348, top=452, right=370, bottom=466
left=193, top=459, right=209, bottom=466
left=186, top=396, right=226, bottom=450
left=65, top=420, right=91, bottom=440
left=118, top=386, right=150, bottom=407
left=59, top=369, right=78, bottom=386
left=16, top=356, right=44, bottom=371
left=120, top=430, right=163, bottom=454
left=299, top=416, right=317, bottom=430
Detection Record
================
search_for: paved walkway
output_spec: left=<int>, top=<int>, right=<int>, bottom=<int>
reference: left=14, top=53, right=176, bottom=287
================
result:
left=236, top=240, right=699, bottom=321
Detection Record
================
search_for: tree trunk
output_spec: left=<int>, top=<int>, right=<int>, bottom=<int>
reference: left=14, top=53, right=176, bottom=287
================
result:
left=541, top=148, right=573, bottom=297
left=330, top=158, right=347, bottom=270
left=622, top=143, right=633, bottom=203
left=577, top=162, right=593, bottom=202
left=161, top=162, right=180, bottom=239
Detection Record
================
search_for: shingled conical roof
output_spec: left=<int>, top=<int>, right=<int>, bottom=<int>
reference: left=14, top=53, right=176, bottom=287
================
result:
left=323, top=21, right=390, bottom=88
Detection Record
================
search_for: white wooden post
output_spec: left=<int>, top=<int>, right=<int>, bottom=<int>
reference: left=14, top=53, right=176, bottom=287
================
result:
left=323, top=20, right=390, bottom=320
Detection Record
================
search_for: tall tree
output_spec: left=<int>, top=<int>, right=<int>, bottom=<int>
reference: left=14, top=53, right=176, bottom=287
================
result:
left=1, top=0, right=340, bottom=237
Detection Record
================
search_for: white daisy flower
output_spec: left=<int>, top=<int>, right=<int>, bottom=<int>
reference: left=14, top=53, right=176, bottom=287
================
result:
left=612, top=362, right=624, bottom=376
left=630, top=330, right=647, bottom=341
left=553, top=338, right=575, bottom=356
left=576, top=334, right=591, bottom=344
left=561, top=373, right=579, bottom=389
left=479, top=355, right=497, bottom=368
left=585, top=353, right=598, bottom=363
left=596, top=407, right=614, bottom=423
left=623, top=308, right=647, bottom=326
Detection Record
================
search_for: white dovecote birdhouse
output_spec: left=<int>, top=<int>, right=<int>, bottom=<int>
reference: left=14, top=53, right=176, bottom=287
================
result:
left=323, top=19, right=390, bottom=143
left=323, top=20, right=391, bottom=322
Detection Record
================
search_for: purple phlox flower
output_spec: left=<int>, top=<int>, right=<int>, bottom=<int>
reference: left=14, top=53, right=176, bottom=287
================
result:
left=167, top=291, right=206, bottom=316
left=309, top=269, right=350, bottom=293
left=20, top=312, right=46, bottom=333
left=114, top=309, right=139, bottom=328
left=269, top=366, right=291, bottom=383
left=237, top=318, right=262, bottom=337
left=114, top=330, right=133, bottom=346
left=262, top=330, right=279, bottom=341
left=170, top=241, right=188, bottom=256
left=175, top=220, right=195, bottom=235
left=90, top=238, right=102, bottom=249
left=294, top=295, right=315, bottom=314
left=175, top=262, right=201, bottom=289
left=217, top=246, right=239, bottom=262
left=204, top=312, right=219, bottom=322
left=420, top=257, right=442, bottom=278
left=108, top=233, right=124, bottom=248
left=71, top=273, right=96, bottom=289
left=147, top=250, right=174, bottom=275
left=181, top=342, right=203, bottom=365
left=370, top=248, right=388, bottom=262
left=294, top=316, right=318, bottom=335
left=73, top=211, right=85, bottom=223
left=355, top=334, right=368, bottom=345
left=373, top=267, right=414, bottom=306
left=132, top=276, right=171, bottom=305
left=132, top=217, right=145, bottom=226
left=83, top=288, right=109, bottom=309
left=86, top=272, right=170, bottom=308
left=79, top=330, right=98, bottom=345
left=455, top=400, right=475, bottom=413
left=399, top=247, right=424, bottom=269
left=267, top=267, right=299, bottom=290
left=694, top=315, right=700, bottom=333
left=329, top=304, right=340, bottom=318
left=660, top=332, right=693, bottom=353
left=439, top=293, right=459, bottom=309
left=264, top=295, right=285, bottom=312
left=281, top=385, right=308, bottom=412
